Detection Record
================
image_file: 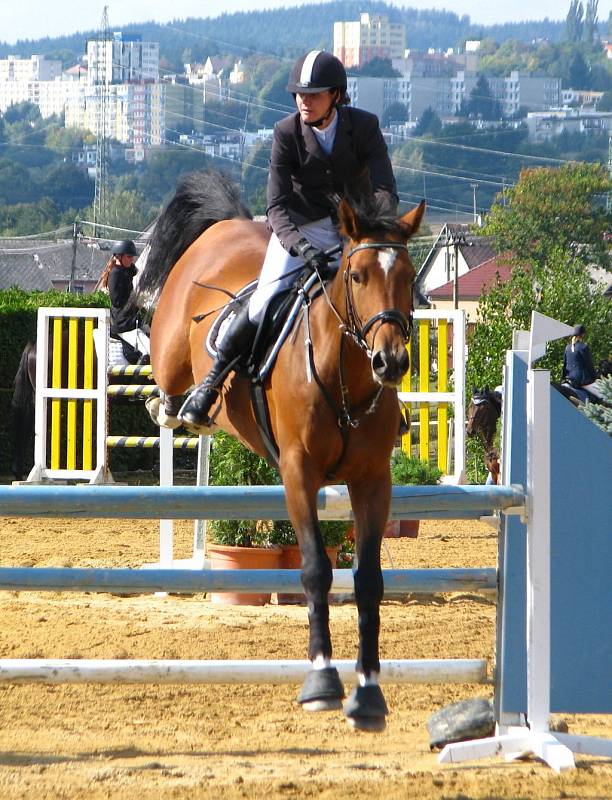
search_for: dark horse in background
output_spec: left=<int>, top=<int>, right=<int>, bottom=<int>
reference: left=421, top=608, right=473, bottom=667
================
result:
left=11, top=340, right=37, bottom=480
left=138, top=170, right=425, bottom=731
left=466, top=386, right=502, bottom=485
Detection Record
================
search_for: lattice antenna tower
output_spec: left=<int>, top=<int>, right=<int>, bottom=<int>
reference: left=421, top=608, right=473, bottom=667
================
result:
left=93, top=5, right=111, bottom=236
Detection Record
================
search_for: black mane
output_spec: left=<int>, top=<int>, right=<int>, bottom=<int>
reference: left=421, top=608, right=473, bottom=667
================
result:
left=138, top=169, right=251, bottom=299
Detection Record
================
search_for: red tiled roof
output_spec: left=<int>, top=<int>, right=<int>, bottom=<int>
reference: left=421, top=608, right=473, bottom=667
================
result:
left=428, top=255, right=513, bottom=299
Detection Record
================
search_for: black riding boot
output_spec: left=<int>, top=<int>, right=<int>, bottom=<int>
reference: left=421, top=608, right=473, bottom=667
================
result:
left=179, top=304, right=257, bottom=426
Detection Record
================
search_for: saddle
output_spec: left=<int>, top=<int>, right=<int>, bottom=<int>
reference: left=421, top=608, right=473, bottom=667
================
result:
left=206, top=268, right=334, bottom=465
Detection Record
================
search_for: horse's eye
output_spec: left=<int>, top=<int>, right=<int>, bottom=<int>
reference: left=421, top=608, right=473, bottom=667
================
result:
left=350, top=272, right=361, bottom=284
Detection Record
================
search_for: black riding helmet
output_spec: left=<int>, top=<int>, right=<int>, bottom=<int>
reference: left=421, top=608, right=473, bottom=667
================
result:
left=112, top=239, right=138, bottom=257
left=287, top=50, right=347, bottom=95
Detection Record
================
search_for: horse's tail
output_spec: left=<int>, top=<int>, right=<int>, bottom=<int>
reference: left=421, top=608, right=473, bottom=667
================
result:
left=138, top=169, right=252, bottom=299
left=11, top=342, right=36, bottom=480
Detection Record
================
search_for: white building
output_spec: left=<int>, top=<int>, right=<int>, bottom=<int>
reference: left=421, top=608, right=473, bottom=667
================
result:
left=0, top=55, right=61, bottom=82
left=526, top=109, right=612, bottom=142
left=334, top=14, right=405, bottom=68
left=347, top=70, right=561, bottom=124
left=86, top=32, right=159, bottom=85
left=65, top=82, right=165, bottom=157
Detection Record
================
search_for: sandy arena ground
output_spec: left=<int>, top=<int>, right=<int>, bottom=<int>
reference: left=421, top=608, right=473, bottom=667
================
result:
left=0, top=514, right=610, bottom=800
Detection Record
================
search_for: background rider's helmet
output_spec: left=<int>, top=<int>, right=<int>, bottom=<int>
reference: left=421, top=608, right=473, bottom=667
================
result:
left=286, top=51, right=347, bottom=96
left=573, top=324, right=586, bottom=337
left=111, top=239, right=138, bottom=257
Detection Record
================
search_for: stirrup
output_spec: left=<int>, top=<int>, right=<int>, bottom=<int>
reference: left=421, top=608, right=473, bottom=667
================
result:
left=178, top=386, right=220, bottom=427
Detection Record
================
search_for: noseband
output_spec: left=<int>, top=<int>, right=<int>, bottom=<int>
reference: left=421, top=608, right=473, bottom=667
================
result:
left=343, top=242, right=413, bottom=354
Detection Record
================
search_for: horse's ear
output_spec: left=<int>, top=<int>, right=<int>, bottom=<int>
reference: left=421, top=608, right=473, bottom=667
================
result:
left=338, top=199, right=361, bottom=240
left=398, top=200, right=426, bottom=240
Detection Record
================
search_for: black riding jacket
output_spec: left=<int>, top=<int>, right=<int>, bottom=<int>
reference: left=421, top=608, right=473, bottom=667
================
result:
left=107, top=264, right=138, bottom=335
left=266, top=105, right=398, bottom=255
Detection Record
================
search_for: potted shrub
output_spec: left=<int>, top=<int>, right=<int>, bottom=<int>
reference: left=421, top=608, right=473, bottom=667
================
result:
left=270, top=519, right=351, bottom=604
left=207, top=432, right=282, bottom=605
left=386, top=449, right=442, bottom=538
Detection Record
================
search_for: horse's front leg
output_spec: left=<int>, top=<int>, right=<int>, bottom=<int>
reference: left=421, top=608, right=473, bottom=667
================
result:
left=282, top=458, right=345, bottom=712
left=344, top=471, right=391, bottom=732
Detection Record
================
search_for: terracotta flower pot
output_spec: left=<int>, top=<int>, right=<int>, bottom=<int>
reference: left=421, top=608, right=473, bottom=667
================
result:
left=276, top=544, right=340, bottom=605
left=208, top=543, right=282, bottom=605
left=384, top=519, right=420, bottom=538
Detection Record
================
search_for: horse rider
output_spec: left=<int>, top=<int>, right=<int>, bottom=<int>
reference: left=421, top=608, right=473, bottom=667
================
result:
left=561, top=324, right=603, bottom=403
left=97, top=239, right=150, bottom=364
left=179, top=49, right=399, bottom=427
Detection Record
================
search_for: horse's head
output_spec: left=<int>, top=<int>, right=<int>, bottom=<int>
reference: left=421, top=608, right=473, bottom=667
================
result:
left=466, top=386, right=501, bottom=444
left=337, top=198, right=426, bottom=387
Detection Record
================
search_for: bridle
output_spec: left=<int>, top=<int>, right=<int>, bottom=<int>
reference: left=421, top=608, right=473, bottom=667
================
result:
left=342, top=241, right=414, bottom=355
left=300, top=239, right=414, bottom=478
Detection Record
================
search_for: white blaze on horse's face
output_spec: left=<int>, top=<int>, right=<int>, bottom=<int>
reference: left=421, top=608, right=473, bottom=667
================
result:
left=377, top=248, right=398, bottom=278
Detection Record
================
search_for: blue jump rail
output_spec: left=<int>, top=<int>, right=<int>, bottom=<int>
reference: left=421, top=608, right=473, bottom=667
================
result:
left=0, top=484, right=525, bottom=521
left=0, top=567, right=497, bottom=595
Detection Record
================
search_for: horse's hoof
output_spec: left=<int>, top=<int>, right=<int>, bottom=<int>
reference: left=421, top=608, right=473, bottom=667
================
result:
left=343, top=685, right=388, bottom=733
left=346, top=714, right=387, bottom=732
left=302, top=698, right=343, bottom=712
left=145, top=397, right=182, bottom=430
left=298, top=667, right=345, bottom=711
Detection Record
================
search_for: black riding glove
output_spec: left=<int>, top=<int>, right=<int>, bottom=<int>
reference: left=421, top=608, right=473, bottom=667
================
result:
left=292, top=238, right=330, bottom=274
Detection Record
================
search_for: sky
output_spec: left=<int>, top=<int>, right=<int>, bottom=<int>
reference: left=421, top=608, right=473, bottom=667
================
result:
left=3, top=0, right=602, bottom=46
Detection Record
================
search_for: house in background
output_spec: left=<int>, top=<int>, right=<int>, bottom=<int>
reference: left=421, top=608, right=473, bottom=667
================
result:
left=426, top=255, right=513, bottom=320
left=416, top=222, right=513, bottom=324
left=417, top=224, right=497, bottom=294
left=0, top=239, right=111, bottom=293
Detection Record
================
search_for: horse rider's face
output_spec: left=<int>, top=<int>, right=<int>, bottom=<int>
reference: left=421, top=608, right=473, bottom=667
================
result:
left=295, top=90, right=336, bottom=128
left=117, top=254, right=135, bottom=267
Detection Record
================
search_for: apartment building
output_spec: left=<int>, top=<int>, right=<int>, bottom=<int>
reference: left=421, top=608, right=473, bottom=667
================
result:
left=526, top=109, right=612, bottom=142
left=65, top=82, right=165, bottom=158
left=86, top=32, right=159, bottom=85
left=334, top=13, right=405, bottom=68
left=0, top=55, right=61, bottom=82
left=347, top=70, right=561, bottom=124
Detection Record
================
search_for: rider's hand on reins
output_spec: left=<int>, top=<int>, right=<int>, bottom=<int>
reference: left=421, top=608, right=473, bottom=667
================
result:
left=293, top=238, right=331, bottom=273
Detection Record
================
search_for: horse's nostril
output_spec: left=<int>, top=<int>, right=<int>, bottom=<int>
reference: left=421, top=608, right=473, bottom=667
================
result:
left=372, top=351, right=387, bottom=375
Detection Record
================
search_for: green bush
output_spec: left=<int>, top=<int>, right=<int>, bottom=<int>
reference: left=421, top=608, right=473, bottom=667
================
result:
left=208, top=431, right=282, bottom=548
left=269, top=519, right=350, bottom=548
left=0, top=289, right=110, bottom=389
left=390, top=449, right=442, bottom=485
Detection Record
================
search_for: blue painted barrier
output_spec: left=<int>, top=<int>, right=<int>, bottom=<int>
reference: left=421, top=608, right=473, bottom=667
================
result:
left=0, top=567, right=497, bottom=595
left=0, top=484, right=525, bottom=520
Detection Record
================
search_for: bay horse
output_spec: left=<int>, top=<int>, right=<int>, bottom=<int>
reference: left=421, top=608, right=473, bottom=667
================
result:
left=466, top=387, right=502, bottom=485
left=139, top=170, right=425, bottom=731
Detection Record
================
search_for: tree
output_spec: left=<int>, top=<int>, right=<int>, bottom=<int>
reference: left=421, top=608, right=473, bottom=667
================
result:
left=566, top=0, right=584, bottom=43
left=465, top=76, right=502, bottom=120
left=348, top=57, right=401, bottom=78
left=42, top=163, right=93, bottom=211
left=255, top=65, right=292, bottom=128
left=583, top=375, right=612, bottom=435
left=102, top=189, right=157, bottom=234
left=381, top=102, right=408, bottom=127
left=568, top=51, right=591, bottom=88
left=2, top=101, right=40, bottom=125
left=414, top=107, right=442, bottom=137
left=467, top=247, right=611, bottom=392
left=481, top=163, right=611, bottom=269
left=583, top=0, right=599, bottom=43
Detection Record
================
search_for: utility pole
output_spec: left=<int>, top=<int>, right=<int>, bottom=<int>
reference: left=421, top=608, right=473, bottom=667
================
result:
left=471, top=183, right=478, bottom=225
left=67, top=220, right=81, bottom=293
left=445, top=228, right=466, bottom=310
left=93, top=5, right=111, bottom=238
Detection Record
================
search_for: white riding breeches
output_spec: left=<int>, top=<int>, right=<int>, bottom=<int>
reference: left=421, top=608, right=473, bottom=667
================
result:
left=248, top=217, right=342, bottom=323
